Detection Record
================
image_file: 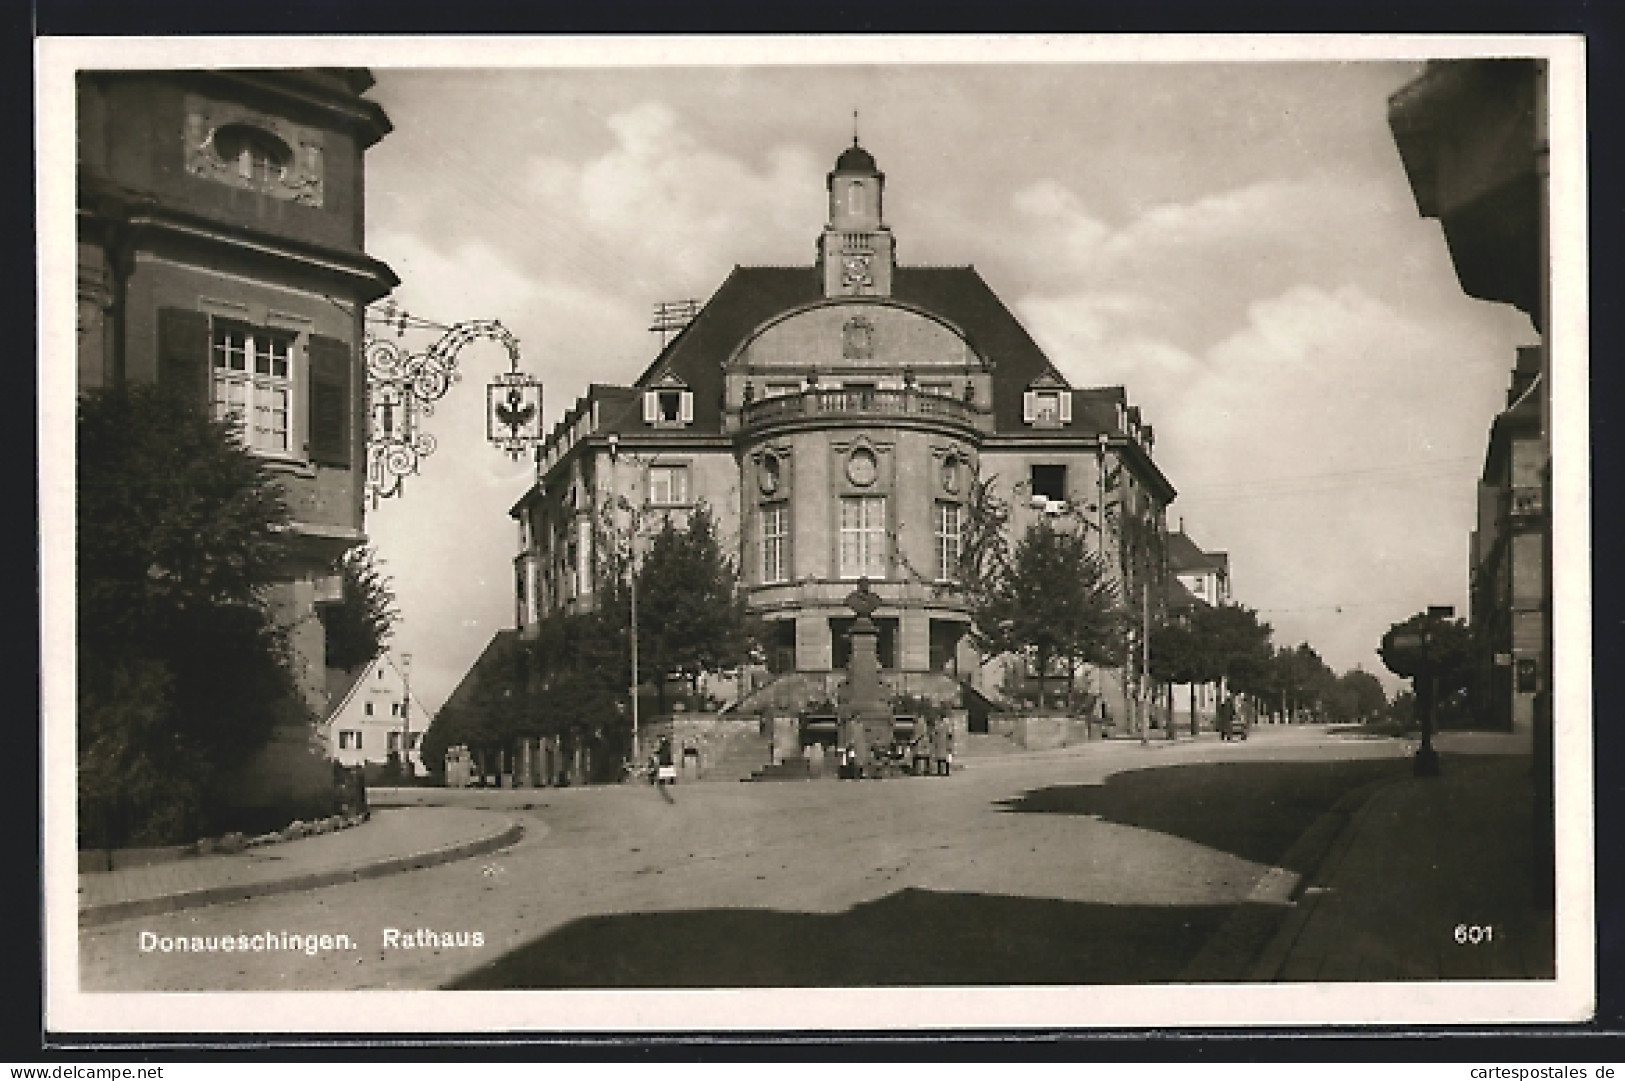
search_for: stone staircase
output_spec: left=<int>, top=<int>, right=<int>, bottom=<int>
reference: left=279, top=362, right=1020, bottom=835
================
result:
left=746, top=756, right=817, bottom=782
left=695, top=725, right=773, bottom=783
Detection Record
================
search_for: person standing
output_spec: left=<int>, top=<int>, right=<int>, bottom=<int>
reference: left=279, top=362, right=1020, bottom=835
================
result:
left=850, top=716, right=869, bottom=779
left=656, top=735, right=677, bottom=786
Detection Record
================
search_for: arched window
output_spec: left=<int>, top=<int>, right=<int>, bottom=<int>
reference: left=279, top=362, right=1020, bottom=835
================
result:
left=846, top=181, right=865, bottom=216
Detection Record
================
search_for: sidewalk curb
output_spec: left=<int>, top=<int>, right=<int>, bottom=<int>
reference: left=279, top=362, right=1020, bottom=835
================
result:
left=1243, top=775, right=1399, bottom=981
left=1176, top=774, right=1399, bottom=982
left=79, top=818, right=525, bottom=930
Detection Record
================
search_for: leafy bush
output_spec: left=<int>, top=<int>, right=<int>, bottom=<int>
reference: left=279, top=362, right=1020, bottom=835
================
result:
left=77, top=383, right=299, bottom=845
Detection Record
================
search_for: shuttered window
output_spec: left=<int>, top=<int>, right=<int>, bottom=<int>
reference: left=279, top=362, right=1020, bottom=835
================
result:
left=1023, top=387, right=1069, bottom=427
left=644, top=387, right=694, bottom=426
left=307, top=334, right=352, bottom=468
left=211, top=320, right=293, bottom=454
left=159, top=308, right=354, bottom=468
left=157, top=307, right=212, bottom=409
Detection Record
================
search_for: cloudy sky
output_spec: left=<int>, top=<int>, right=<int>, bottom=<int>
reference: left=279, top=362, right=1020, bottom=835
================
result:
left=355, top=52, right=1537, bottom=713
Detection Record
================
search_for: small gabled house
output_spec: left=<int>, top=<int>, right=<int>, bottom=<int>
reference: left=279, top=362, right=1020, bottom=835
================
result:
left=323, top=653, right=425, bottom=776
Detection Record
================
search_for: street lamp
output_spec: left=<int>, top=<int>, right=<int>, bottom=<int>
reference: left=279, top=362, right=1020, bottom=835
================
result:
left=607, top=435, right=651, bottom=767
left=399, top=651, right=413, bottom=778
left=1388, top=604, right=1453, bottom=777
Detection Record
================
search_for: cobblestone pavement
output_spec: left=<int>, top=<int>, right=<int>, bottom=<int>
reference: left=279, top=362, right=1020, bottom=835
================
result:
left=77, top=727, right=1548, bottom=993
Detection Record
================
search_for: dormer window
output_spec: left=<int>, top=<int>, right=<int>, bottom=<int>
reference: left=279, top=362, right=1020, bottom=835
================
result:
left=643, top=382, right=694, bottom=428
left=1022, top=387, right=1072, bottom=428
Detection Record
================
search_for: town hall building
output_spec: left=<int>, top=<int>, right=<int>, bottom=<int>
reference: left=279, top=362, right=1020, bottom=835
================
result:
left=509, top=140, right=1177, bottom=718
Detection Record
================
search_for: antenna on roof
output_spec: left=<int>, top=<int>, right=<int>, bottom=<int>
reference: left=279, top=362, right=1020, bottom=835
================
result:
left=649, top=299, right=700, bottom=349
left=853, top=109, right=860, bottom=145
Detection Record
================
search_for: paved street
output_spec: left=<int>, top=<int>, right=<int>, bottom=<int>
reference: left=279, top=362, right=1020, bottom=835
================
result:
left=78, top=727, right=1543, bottom=991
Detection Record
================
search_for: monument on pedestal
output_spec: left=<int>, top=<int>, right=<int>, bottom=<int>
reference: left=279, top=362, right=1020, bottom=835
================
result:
left=839, top=578, right=895, bottom=778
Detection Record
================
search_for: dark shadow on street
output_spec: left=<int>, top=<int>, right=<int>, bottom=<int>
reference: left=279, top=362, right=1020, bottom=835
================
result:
left=445, top=888, right=1257, bottom=988
left=994, top=756, right=1412, bottom=873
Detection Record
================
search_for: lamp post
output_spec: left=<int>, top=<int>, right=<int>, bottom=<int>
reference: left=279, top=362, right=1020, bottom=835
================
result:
left=1389, top=604, right=1453, bottom=777
left=607, top=434, right=651, bottom=767
left=630, top=560, right=640, bottom=766
left=400, top=651, right=413, bottom=778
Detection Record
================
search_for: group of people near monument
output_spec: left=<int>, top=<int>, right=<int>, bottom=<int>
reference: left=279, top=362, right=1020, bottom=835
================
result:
left=837, top=714, right=955, bottom=779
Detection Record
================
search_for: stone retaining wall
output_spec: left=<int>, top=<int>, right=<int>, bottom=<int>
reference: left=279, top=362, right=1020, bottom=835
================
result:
left=989, top=713, right=1092, bottom=750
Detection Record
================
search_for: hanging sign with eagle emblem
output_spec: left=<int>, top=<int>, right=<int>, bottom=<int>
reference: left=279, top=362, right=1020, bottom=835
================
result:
left=487, top=366, right=544, bottom=460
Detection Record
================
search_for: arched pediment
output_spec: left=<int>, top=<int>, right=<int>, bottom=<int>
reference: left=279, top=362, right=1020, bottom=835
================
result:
left=726, top=300, right=990, bottom=373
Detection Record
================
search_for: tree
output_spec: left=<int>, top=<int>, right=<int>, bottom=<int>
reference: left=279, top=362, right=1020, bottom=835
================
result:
left=1379, top=611, right=1472, bottom=728
left=1150, top=617, right=1204, bottom=733
left=1208, top=603, right=1274, bottom=722
left=1270, top=643, right=1336, bottom=722
left=973, top=520, right=1123, bottom=709
left=1389, top=689, right=1418, bottom=729
left=632, top=505, right=754, bottom=708
left=320, top=545, right=401, bottom=672
left=77, top=383, right=300, bottom=846
left=944, top=463, right=1011, bottom=650
left=1326, top=668, right=1389, bottom=724
left=1152, top=601, right=1273, bottom=735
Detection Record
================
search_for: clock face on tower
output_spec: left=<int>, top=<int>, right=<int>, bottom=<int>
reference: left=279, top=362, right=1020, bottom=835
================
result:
left=841, top=253, right=874, bottom=289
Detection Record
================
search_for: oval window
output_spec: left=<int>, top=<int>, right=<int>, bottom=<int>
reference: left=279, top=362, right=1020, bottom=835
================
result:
left=211, top=124, right=293, bottom=184
left=845, top=447, right=878, bottom=487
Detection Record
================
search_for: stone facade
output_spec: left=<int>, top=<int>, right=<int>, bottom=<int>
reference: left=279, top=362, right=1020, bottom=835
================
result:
left=509, top=141, right=1176, bottom=715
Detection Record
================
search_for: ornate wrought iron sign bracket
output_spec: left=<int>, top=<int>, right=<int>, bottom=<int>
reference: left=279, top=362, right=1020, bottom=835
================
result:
left=363, top=302, right=536, bottom=507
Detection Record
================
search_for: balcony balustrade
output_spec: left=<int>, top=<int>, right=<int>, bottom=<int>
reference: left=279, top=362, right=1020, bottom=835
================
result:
left=740, top=386, right=988, bottom=433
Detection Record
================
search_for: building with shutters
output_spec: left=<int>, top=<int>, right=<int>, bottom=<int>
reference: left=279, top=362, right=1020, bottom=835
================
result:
left=76, top=69, right=398, bottom=810
left=508, top=140, right=1176, bottom=719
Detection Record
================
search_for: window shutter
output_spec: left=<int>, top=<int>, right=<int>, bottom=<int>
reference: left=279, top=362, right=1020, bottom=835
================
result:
left=157, top=307, right=211, bottom=410
left=1022, top=390, right=1037, bottom=424
left=307, top=334, right=352, bottom=468
left=679, top=390, right=694, bottom=424
left=643, top=391, right=659, bottom=424
left=1058, top=391, right=1073, bottom=424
